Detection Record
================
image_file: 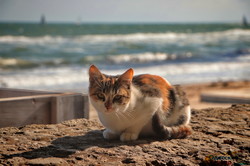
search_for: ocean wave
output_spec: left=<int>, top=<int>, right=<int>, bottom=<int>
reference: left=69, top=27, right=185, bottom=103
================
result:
left=106, top=52, right=193, bottom=64
left=237, top=54, right=250, bottom=61
left=0, top=66, right=89, bottom=91
left=0, top=58, right=38, bottom=69
left=1, top=28, right=249, bottom=68
left=0, top=58, right=70, bottom=69
left=76, top=29, right=250, bottom=43
left=0, top=29, right=249, bottom=45
left=0, top=35, right=67, bottom=45
left=80, top=52, right=194, bottom=65
left=1, top=61, right=249, bottom=91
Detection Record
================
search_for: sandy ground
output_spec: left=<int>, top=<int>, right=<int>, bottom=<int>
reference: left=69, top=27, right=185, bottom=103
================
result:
left=1, top=104, right=249, bottom=165
left=89, top=80, right=250, bottom=120
left=183, top=81, right=250, bottom=109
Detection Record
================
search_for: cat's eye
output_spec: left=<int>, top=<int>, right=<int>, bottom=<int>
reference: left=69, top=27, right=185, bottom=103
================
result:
left=97, top=93, right=105, bottom=101
left=113, top=95, right=122, bottom=101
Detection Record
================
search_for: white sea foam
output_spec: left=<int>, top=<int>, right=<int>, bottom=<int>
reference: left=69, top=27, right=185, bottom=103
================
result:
left=0, top=35, right=67, bottom=45
left=237, top=54, right=250, bottom=61
left=76, top=29, right=250, bottom=43
left=105, top=52, right=193, bottom=64
left=1, top=29, right=249, bottom=46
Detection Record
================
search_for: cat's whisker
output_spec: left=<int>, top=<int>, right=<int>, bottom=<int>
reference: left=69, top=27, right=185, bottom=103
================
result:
left=115, top=112, right=122, bottom=121
left=126, top=109, right=135, bottom=118
left=118, top=111, right=128, bottom=120
left=125, top=111, right=135, bottom=120
left=120, top=111, right=134, bottom=121
left=118, top=111, right=133, bottom=121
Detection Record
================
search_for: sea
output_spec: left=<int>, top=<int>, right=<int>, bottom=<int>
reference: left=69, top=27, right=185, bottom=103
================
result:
left=0, top=23, right=250, bottom=92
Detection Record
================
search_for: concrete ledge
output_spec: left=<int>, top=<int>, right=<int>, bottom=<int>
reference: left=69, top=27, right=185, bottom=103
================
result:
left=201, top=89, right=250, bottom=104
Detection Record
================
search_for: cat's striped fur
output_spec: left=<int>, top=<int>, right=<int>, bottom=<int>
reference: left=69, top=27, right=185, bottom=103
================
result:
left=89, top=65, right=191, bottom=141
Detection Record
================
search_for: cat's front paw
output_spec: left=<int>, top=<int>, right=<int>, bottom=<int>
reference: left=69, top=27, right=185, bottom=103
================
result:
left=120, top=132, right=138, bottom=142
left=103, top=129, right=118, bottom=140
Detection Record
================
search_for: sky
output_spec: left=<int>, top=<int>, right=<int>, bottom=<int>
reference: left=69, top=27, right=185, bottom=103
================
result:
left=0, top=0, right=250, bottom=23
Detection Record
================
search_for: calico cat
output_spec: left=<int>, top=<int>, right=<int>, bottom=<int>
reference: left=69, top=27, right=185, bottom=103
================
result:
left=88, top=65, right=191, bottom=141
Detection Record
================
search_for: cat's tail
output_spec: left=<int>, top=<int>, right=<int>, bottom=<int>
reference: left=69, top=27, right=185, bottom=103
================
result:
left=152, top=114, right=192, bottom=139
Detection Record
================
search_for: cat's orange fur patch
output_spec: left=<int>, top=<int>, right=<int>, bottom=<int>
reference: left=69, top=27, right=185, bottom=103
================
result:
left=133, top=74, right=172, bottom=111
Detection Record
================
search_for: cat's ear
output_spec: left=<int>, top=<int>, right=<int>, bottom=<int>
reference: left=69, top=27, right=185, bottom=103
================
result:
left=118, top=68, right=134, bottom=83
left=89, top=65, right=103, bottom=81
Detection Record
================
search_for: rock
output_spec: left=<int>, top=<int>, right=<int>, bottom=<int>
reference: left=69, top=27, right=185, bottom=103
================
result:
left=0, top=104, right=250, bottom=165
left=122, top=158, right=136, bottom=164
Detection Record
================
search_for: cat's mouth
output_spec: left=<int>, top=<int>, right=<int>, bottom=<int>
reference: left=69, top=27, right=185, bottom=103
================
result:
left=104, top=108, right=115, bottom=114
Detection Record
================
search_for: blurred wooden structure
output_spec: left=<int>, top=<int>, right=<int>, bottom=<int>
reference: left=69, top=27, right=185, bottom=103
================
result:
left=0, top=88, right=89, bottom=128
left=201, top=89, right=250, bottom=104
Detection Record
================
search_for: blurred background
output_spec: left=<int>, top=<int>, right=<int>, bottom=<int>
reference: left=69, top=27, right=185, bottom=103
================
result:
left=0, top=0, right=250, bottom=92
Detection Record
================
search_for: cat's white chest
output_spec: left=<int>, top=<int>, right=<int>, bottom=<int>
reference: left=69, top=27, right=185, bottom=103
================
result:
left=97, top=110, right=137, bottom=133
left=97, top=96, right=162, bottom=134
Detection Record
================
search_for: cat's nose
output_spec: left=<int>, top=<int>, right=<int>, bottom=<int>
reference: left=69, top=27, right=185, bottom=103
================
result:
left=105, top=102, right=112, bottom=110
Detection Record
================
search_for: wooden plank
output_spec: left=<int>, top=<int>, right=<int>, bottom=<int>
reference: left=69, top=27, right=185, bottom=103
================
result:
left=201, top=89, right=250, bottom=104
left=0, top=88, right=60, bottom=98
left=51, top=96, right=62, bottom=124
left=82, top=95, right=89, bottom=119
left=0, top=93, right=75, bottom=102
left=51, top=94, right=89, bottom=123
left=0, top=88, right=89, bottom=127
left=0, top=97, right=51, bottom=127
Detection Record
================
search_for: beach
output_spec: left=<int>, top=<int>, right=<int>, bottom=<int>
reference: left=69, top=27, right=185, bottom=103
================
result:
left=183, top=80, right=250, bottom=109
left=1, top=79, right=250, bottom=165
left=2, top=79, right=250, bottom=165
left=1, top=103, right=249, bottom=165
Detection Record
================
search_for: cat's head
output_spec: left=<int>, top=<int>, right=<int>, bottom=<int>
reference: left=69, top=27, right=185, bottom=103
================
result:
left=88, top=65, right=134, bottom=113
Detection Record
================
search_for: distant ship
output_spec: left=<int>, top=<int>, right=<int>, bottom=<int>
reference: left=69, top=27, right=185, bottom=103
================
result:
left=242, top=15, right=248, bottom=27
left=40, top=15, right=46, bottom=25
left=75, top=16, right=82, bottom=25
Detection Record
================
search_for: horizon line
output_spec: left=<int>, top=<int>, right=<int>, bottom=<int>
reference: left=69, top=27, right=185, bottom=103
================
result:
left=0, top=20, right=242, bottom=25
